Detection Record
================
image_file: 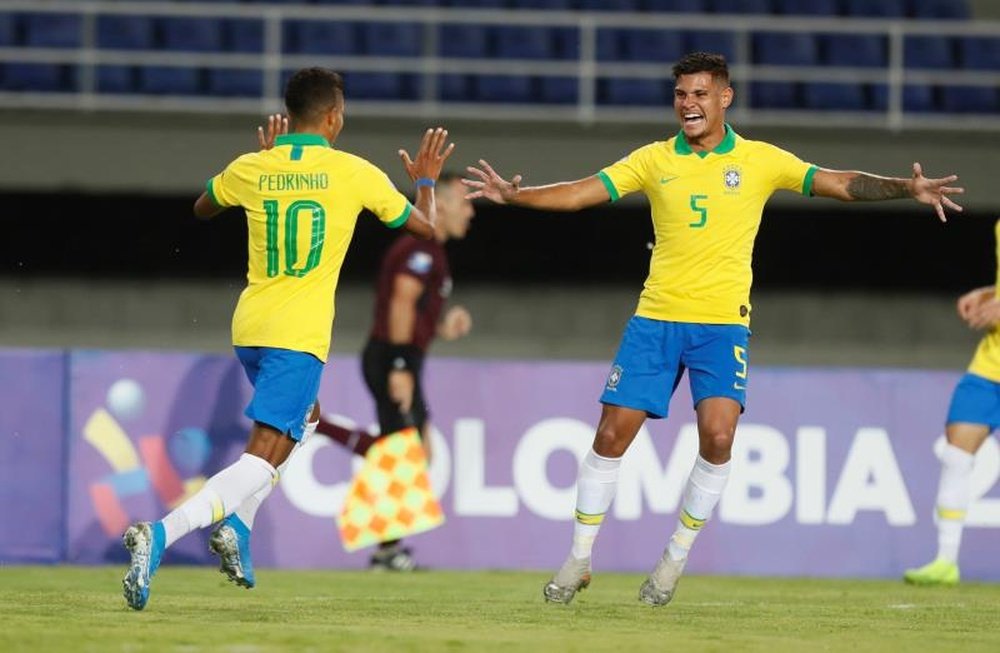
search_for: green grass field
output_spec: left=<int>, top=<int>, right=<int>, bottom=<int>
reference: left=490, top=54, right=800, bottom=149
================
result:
left=2, top=566, right=998, bottom=652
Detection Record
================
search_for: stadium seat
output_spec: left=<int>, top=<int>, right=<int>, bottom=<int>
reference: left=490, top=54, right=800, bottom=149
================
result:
left=207, top=69, right=263, bottom=97
left=437, top=74, right=470, bottom=101
left=475, top=75, right=535, bottom=103
left=686, top=31, right=736, bottom=62
left=345, top=72, right=418, bottom=100
left=904, top=36, right=954, bottom=69
left=941, top=87, right=999, bottom=113
left=871, top=84, right=936, bottom=112
left=312, top=0, right=374, bottom=4
left=713, top=0, right=774, bottom=13
left=3, top=64, right=71, bottom=92
left=550, top=27, right=580, bottom=59
left=750, top=82, right=799, bottom=109
left=538, top=77, right=578, bottom=103
left=843, top=0, right=905, bottom=17
left=97, top=16, right=155, bottom=50
left=160, top=18, right=224, bottom=52
left=577, top=0, right=641, bottom=9
left=225, top=20, right=264, bottom=53
left=382, top=0, right=439, bottom=5
left=512, top=0, right=574, bottom=7
left=96, top=66, right=135, bottom=94
left=773, top=0, right=839, bottom=15
left=751, top=33, right=816, bottom=109
left=438, top=25, right=489, bottom=58
left=619, top=29, right=686, bottom=62
left=362, top=22, right=422, bottom=57
left=602, top=78, right=669, bottom=105
left=138, top=67, right=201, bottom=95
left=448, top=0, right=505, bottom=7
left=823, top=35, right=886, bottom=68
left=910, top=0, right=970, bottom=19
left=643, top=0, right=707, bottom=11
left=802, top=83, right=867, bottom=111
left=494, top=27, right=555, bottom=59
left=0, top=14, right=13, bottom=46
left=286, top=21, right=359, bottom=55
left=24, top=14, right=82, bottom=48
left=959, top=37, right=1000, bottom=70
left=597, top=29, right=622, bottom=60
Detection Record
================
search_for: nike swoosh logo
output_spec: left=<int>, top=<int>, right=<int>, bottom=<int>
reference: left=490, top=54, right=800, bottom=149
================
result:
left=660, top=176, right=678, bottom=184
left=734, top=382, right=746, bottom=390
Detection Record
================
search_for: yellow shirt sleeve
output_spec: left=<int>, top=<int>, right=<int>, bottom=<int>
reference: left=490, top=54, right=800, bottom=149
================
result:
left=762, top=143, right=818, bottom=196
left=596, top=145, right=653, bottom=202
left=356, top=161, right=412, bottom=228
left=205, top=154, right=255, bottom=208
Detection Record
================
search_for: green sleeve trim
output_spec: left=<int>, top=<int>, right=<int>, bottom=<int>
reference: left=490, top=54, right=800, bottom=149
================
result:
left=596, top=171, right=619, bottom=202
left=386, top=202, right=412, bottom=229
left=802, top=165, right=819, bottom=197
left=205, top=178, right=222, bottom=206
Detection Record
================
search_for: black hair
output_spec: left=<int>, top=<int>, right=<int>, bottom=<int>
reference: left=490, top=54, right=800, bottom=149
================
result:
left=284, top=67, right=344, bottom=125
left=672, top=52, right=730, bottom=86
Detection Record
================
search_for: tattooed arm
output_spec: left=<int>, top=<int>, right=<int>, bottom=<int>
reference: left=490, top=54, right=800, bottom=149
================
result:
left=812, top=162, right=964, bottom=222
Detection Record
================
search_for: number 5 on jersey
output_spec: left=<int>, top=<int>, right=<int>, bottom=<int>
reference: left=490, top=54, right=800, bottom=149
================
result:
left=263, top=199, right=327, bottom=278
left=689, top=194, right=708, bottom=228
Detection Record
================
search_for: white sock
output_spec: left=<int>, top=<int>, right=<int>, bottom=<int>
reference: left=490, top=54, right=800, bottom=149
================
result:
left=667, top=456, right=731, bottom=561
left=570, top=449, right=622, bottom=560
left=935, top=443, right=975, bottom=564
left=160, top=453, right=277, bottom=547
left=231, top=419, right=318, bottom=529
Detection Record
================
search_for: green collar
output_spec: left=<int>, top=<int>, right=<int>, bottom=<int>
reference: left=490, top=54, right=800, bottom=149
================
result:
left=275, top=134, right=330, bottom=147
left=674, top=123, right=736, bottom=158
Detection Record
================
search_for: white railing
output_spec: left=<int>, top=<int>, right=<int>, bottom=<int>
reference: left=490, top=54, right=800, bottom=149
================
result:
left=2, top=0, right=999, bottom=130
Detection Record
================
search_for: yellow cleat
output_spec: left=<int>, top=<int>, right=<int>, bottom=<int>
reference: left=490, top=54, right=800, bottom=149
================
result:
left=903, top=558, right=960, bottom=587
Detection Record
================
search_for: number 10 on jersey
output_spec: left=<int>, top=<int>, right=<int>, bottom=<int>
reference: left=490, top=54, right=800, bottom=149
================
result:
left=263, top=199, right=327, bottom=278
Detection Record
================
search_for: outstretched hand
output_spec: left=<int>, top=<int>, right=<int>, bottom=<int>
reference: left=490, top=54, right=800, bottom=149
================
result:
left=462, top=160, right=522, bottom=204
left=257, top=113, right=288, bottom=150
left=910, top=162, right=964, bottom=223
left=399, top=127, right=455, bottom=182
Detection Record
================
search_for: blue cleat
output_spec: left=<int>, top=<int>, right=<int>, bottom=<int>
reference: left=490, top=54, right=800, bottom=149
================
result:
left=209, top=515, right=255, bottom=589
left=122, top=521, right=165, bottom=611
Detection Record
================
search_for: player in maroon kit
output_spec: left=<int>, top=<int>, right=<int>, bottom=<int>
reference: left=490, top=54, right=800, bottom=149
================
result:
left=316, top=171, right=475, bottom=570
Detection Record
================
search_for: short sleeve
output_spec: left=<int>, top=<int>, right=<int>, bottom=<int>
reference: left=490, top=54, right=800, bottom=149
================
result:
left=765, top=143, right=817, bottom=196
left=400, top=248, right=435, bottom=281
left=596, top=145, right=652, bottom=203
left=356, top=161, right=412, bottom=229
left=205, top=158, right=246, bottom=208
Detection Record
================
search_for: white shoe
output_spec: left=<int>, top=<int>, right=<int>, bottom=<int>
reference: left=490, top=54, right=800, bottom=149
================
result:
left=542, top=555, right=591, bottom=604
left=638, top=552, right=686, bottom=607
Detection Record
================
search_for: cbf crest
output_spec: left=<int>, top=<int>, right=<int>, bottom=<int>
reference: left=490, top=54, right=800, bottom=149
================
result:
left=723, top=164, right=742, bottom=194
left=606, top=364, right=623, bottom=391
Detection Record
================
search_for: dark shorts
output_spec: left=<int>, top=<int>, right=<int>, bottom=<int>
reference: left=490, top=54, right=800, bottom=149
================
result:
left=599, top=316, right=750, bottom=419
left=362, top=339, right=428, bottom=435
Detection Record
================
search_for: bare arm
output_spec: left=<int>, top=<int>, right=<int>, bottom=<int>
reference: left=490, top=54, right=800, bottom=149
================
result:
left=397, top=127, right=455, bottom=240
left=462, top=159, right=611, bottom=211
left=193, top=192, right=225, bottom=220
left=811, top=162, right=964, bottom=222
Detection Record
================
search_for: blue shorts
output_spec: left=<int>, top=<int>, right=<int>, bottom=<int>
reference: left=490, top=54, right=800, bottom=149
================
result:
left=599, top=316, right=750, bottom=419
left=946, top=372, right=1000, bottom=431
left=234, top=346, right=323, bottom=441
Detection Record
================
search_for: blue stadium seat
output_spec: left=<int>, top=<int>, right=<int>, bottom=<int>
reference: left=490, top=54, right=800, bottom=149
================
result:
left=362, top=22, right=422, bottom=57
left=577, top=0, right=640, bottom=9
left=207, top=70, right=263, bottom=97
left=905, top=36, right=954, bottom=69
left=138, top=67, right=201, bottom=95
left=286, top=21, right=359, bottom=55
left=437, top=74, right=470, bottom=101
left=773, top=0, right=839, bottom=15
left=24, top=14, right=82, bottom=48
left=512, top=0, right=573, bottom=7
left=448, top=0, right=505, bottom=6
left=941, top=87, right=999, bottom=113
left=911, top=0, right=970, bottom=19
left=644, top=0, right=707, bottom=11
left=160, top=18, right=224, bottom=52
left=475, top=75, right=535, bottom=103
left=312, top=0, right=374, bottom=4
left=225, top=20, right=264, bottom=53
left=802, top=83, right=867, bottom=110
left=0, top=15, right=13, bottom=46
left=550, top=27, right=580, bottom=59
left=619, top=29, right=685, bottom=62
left=871, top=84, right=936, bottom=112
left=97, top=16, right=155, bottom=50
left=3, top=64, right=71, bottom=92
left=539, top=77, right=578, bottom=103
left=713, top=0, right=773, bottom=13
left=494, top=27, right=555, bottom=59
left=686, top=31, right=736, bottom=62
left=751, top=82, right=799, bottom=108
left=823, top=35, right=886, bottom=68
left=843, top=0, right=905, bottom=16
left=602, top=78, right=669, bottom=105
left=96, top=66, right=135, bottom=94
left=959, top=37, right=1000, bottom=70
left=345, top=72, right=418, bottom=100
left=597, top=29, right=621, bottom=60
left=438, top=25, right=489, bottom=58
left=382, top=0, right=440, bottom=5
left=753, top=32, right=818, bottom=66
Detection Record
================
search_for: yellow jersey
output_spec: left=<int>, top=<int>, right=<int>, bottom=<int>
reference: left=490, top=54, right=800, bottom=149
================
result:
left=968, top=219, right=1000, bottom=382
left=599, top=124, right=816, bottom=326
left=207, top=133, right=411, bottom=361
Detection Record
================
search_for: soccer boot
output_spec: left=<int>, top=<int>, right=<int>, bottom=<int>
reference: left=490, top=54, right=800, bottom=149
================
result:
left=209, top=515, right=256, bottom=589
left=369, top=543, right=418, bottom=572
left=542, top=555, right=591, bottom=604
left=639, top=552, right=687, bottom=607
left=122, top=521, right=165, bottom=610
left=903, top=558, right=960, bottom=587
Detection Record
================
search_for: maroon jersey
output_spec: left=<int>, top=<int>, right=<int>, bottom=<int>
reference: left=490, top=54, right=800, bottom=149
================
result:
left=370, top=235, right=451, bottom=352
